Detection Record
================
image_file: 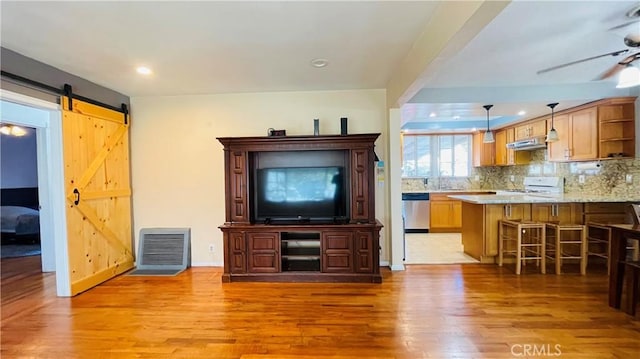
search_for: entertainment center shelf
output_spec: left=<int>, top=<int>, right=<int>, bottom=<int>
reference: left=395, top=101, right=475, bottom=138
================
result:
left=217, top=133, right=383, bottom=283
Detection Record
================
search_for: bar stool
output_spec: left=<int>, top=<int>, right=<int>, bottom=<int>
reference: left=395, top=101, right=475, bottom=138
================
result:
left=587, top=222, right=640, bottom=274
left=623, top=261, right=640, bottom=317
left=498, top=219, right=546, bottom=275
left=546, top=222, right=587, bottom=275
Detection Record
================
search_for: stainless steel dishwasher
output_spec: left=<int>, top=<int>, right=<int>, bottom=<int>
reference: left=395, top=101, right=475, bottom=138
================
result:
left=402, top=192, right=430, bottom=233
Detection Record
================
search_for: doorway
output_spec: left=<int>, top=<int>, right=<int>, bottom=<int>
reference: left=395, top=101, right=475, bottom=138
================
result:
left=0, top=90, right=70, bottom=295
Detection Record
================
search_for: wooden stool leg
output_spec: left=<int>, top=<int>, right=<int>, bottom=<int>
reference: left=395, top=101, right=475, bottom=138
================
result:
left=498, top=222, right=504, bottom=267
left=516, top=226, right=522, bottom=275
left=555, top=227, right=562, bottom=275
left=540, top=226, right=547, bottom=274
left=580, top=228, right=587, bottom=275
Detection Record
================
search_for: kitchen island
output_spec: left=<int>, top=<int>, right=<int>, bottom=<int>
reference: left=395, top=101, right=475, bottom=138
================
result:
left=448, top=193, right=640, bottom=263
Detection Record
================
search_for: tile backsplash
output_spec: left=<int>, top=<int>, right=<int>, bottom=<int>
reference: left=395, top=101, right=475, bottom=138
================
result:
left=402, top=149, right=640, bottom=196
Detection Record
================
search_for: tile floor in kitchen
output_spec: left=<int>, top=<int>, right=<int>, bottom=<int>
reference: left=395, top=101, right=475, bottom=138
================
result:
left=404, top=232, right=479, bottom=264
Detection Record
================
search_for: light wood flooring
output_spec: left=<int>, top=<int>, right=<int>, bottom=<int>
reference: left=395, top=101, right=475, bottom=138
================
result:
left=2, top=256, right=639, bottom=358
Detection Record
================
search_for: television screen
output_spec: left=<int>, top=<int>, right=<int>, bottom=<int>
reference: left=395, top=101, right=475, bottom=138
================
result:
left=255, top=166, right=347, bottom=223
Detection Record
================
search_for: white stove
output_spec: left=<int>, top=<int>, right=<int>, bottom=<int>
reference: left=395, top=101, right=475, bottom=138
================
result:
left=498, top=177, right=564, bottom=198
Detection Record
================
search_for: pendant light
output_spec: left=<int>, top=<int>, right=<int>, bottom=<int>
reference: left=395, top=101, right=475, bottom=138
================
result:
left=616, top=64, right=640, bottom=88
left=546, top=102, right=559, bottom=142
left=482, top=104, right=494, bottom=143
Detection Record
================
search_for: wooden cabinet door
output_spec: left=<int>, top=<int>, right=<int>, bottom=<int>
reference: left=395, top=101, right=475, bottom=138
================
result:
left=350, top=148, right=370, bottom=222
left=229, top=231, right=246, bottom=273
left=531, top=203, right=582, bottom=224
left=430, top=199, right=462, bottom=231
left=473, top=132, right=495, bottom=167
left=248, top=232, right=279, bottom=273
left=451, top=201, right=462, bottom=228
left=354, top=231, right=373, bottom=273
left=569, top=107, right=598, bottom=160
left=495, top=129, right=508, bottom=166
left=322, top=231, right=354, bottom=273
left=504, top=204, right=531, bottom=220
left=430, top=201, right=454, bottom=228
left=529, top=119, right=547, bottom=138
left=547, top=114, right=570, bottom=161
left=515, top=124, right=530, bottom=140
left=228, top=151, right=249, bottom=223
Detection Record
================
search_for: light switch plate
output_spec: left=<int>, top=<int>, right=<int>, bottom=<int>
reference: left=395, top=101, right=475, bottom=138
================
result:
left=626, top=174, right=633, bottom=184
left=578, top=175, right=585, bottom=184
left=510, top=175, right=515, bottom=182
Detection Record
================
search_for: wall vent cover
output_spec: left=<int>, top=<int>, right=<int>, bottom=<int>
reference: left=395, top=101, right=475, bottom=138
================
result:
left=128, top=228, right=191, bottom=276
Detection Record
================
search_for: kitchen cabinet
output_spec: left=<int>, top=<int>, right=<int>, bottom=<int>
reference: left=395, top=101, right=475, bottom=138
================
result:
left=515, top=119, right=546, bottom=140
left=583, top=202, right=631, bottom=224
left=473, top=131, right=495, bottom=167
left=547, top=107, right=598, bottom=161
left=461, top=202, right=531, bottom=263
left=598, top=100, right=636, bottom=159
left=495, top=128, right=530, bottom=166
left=531, top=203, right=583, bottom=224
left=430, top=193, right=462, bottom=232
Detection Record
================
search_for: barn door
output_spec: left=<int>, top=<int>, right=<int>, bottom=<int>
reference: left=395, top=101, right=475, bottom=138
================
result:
left=61, top=96, right=134, bottom=295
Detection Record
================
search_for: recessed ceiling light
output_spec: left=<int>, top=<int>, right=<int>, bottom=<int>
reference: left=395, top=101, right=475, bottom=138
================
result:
left=453, top=115, right=460, bottom=120
left=136, top=66, right=152, bottom=75
left=429, top=112, right=436, bottom=118
left=310, top=58, right=329, bottom=68
left=518, top=110, right=526, bottom=116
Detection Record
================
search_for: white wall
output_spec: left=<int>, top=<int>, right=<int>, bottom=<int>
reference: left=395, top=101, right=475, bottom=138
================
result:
left=130, top=89, right=388, bottom=266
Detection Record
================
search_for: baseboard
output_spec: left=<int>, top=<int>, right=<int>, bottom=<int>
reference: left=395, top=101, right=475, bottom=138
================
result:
left=191, top=261, right=223, bottom=267
left=380, top=260, right=390, bottom=267
left=390, top=264, right=405, bottom=271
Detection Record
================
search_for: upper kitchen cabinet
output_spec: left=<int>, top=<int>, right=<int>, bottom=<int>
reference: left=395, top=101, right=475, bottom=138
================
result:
left=598, top=98, right=636, bottom=159
left=515, top=119, right=546, bottom=140
left=495, top=128, right=530, bottom=166
left=547, top=107, right=598, bottom=162
left=547, top=97, right=636, bottom=162
left=473, top=131, right=495, bottom=167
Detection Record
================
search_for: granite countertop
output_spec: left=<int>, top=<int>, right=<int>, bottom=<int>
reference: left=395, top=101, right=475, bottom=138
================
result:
left=448, top=193, right=640, bottom=204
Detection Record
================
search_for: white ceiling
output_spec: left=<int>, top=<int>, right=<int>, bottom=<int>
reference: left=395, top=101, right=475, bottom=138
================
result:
left=1, top=1, right=639, bottom=131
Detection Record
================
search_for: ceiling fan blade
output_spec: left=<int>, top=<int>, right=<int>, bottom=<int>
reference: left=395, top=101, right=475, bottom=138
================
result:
left=608, top=20, right=640, bottom=32
left=595, top=52, right=640, bottom=80
left=537, top=49, right=629, bottom=75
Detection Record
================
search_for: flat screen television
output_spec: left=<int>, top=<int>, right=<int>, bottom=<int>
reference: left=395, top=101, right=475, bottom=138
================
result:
left=253, top=166, right=348, bottom=224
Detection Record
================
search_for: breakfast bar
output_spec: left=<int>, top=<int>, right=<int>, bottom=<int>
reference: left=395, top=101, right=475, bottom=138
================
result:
left=448, top=193, right=640, bottom=264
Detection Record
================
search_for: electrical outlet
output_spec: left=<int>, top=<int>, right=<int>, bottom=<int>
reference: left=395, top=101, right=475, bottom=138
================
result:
left=209, top=244, right=215, bottom=253
left=474, top=175, right=480, bottom=181
left=510, top=175, right=515, bottom=182
left=626, top=174, right=633, bottom=184
left=578, top=175, right=585, bottom=184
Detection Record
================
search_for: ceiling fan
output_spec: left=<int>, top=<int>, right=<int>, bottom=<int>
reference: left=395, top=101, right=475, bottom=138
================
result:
left=537, top=4, right=640, bottom=86
left=536, top=34, right=640, bottom=81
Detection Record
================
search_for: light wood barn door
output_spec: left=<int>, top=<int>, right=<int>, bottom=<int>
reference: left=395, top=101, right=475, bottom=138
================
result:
left=61, top=96, right=134, bottom=295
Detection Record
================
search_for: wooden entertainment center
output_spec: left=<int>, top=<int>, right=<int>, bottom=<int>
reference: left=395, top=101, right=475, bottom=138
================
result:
left=218, top=133, right=382, bottom=283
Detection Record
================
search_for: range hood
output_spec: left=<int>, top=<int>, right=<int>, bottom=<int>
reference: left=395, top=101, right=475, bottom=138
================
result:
left=506, top=136, right=547, bottom=151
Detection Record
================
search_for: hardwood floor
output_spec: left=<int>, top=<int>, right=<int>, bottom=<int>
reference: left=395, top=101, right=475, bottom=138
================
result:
left=2, top=256, right=639, bottom=358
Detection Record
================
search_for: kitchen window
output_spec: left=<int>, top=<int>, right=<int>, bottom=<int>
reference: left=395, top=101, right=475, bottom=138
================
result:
left=402, top=134, right=471, bottom=178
